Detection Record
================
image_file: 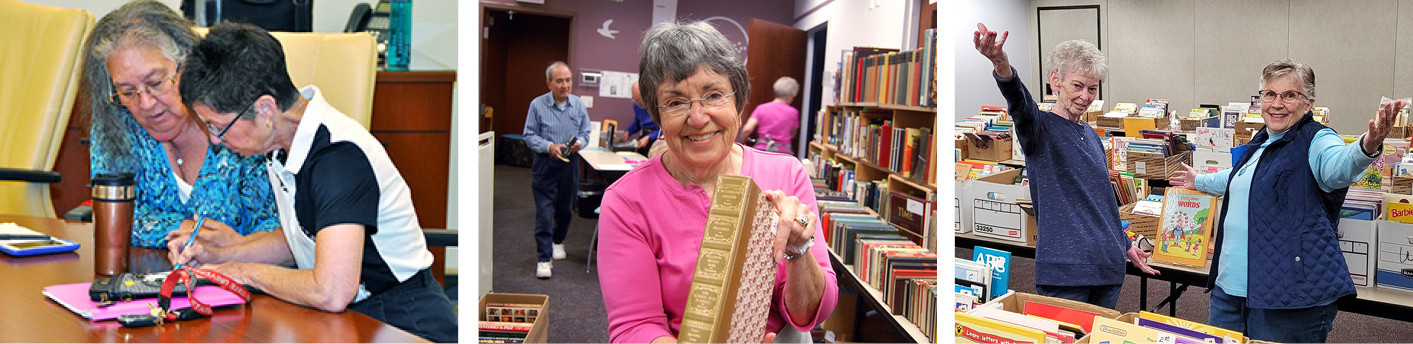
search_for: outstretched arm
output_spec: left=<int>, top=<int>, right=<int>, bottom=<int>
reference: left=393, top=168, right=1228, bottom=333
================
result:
left=974, top=23, right=1012, bottom=79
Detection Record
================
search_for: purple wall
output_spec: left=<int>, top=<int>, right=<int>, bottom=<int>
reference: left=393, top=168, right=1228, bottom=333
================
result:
left=479, top=0, right=796, bottom=127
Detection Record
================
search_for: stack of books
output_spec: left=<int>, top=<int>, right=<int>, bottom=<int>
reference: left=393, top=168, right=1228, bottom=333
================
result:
left=479, top=321, right=532, bottom=343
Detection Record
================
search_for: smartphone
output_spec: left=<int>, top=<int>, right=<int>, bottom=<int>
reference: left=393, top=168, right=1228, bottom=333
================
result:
left=559, top=137, right=580, bottom=162
left=0, top=238, right=80, bottom=257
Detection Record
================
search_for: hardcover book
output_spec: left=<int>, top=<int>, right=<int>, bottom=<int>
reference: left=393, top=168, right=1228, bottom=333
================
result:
left=677, top=175, right=780, bottom=344
left=1153, top=188, right=1218, bottom=267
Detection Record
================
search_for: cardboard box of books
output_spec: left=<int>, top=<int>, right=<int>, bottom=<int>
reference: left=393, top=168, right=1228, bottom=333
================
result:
left=1077, top=312, right=1246, bottom=344
left=479, top=293, right=549, bottom=343
left=1340, top=218, right=1378, bottom=287
left=1377, top=220, right=1413, bottom=292
left=1193, top=148, right=1234, bottom=174
left=968, top=291, right=1121, bottom=342
left=960, top=169, right=1031, bottom=242
left=965, top=134, right=1013, bottom=162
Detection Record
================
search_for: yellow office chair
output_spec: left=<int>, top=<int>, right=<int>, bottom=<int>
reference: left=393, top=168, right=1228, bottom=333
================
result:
left=269, top=31, right=378, bottom=128
left=0, top=1, right=94, bottom=218
left=193, top=28, right=378, bottom=128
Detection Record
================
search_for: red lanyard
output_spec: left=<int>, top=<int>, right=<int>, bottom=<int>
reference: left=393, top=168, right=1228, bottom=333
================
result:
left=157, top=267, right=251, bottom=321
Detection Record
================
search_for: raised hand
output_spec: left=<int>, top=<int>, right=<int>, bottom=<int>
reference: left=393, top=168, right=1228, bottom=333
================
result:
left=1169, top=163, right=1198, bottom=190
left=1364, top=99, right=1408, bottom=155
left=973, top=23, right=1012, bottom=78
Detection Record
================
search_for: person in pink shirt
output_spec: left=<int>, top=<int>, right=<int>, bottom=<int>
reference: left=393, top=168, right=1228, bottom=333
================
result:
left=597, top=21, right=837, bottom=344
left=739, top=77, right=801, bottom=154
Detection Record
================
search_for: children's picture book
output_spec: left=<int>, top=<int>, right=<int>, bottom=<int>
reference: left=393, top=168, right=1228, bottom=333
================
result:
left=1153, top=188, right=1218, bottom=267
left=973, top=246, right=1011, bottom=301
left=956, top=312, right=1048, bottom=344
left=1089, top=316, right=1168, bottom=344
left=1138, top=311, right=1244, bottom=344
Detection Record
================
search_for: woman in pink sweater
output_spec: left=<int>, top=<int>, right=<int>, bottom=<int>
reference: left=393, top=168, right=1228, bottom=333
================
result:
left=597, top=21, right=838, bottom=343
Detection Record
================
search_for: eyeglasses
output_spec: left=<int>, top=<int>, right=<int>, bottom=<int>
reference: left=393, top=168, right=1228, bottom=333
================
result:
left=110, top=75, right=177, bottom=105
left=1258, top=90, right=1309, bottom=105
left=658, top=90, right=735, bottom=118
left=205, top=103, right=255, bottom=141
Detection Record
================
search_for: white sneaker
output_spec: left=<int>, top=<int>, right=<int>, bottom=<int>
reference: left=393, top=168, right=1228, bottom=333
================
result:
left=536, top=261, right=552, bottom=279
left=553, top=243, right=567, bottom=260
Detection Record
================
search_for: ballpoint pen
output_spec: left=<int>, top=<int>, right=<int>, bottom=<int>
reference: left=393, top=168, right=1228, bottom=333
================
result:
left=173, top=215, right=205, bottom=270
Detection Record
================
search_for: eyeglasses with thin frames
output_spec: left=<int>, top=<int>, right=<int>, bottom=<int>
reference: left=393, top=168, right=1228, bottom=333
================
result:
left=110, top=75, right=177, bottom=105
left=205, top=103, right=255, bottom=141
left=657, top=90, right=735, bottom=118
left=1258, top=90, right=1309, bottom=105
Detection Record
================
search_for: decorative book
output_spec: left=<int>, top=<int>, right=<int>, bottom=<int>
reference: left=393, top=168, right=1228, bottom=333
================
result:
left=677, top=175, right=780, bottom=344
left=1153, top=188, right=1218, bottom=267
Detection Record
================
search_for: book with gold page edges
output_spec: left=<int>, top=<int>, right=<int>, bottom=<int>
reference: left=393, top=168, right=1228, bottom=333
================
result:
left=677, top=175, right=780, bottom=343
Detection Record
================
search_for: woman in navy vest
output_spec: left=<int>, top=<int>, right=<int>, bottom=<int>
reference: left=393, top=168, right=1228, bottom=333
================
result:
left=1170, top=59, right=1406, bottom=342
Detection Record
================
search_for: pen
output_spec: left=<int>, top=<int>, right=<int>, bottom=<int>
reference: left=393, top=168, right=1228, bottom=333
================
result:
left=0, top=234, right=51, bottom=241
left=173, top=215, right=205, bottom=270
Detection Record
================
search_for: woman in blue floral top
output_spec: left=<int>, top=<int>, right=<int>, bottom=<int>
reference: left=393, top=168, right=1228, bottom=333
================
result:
left=82, top=0, right=279, bottom=248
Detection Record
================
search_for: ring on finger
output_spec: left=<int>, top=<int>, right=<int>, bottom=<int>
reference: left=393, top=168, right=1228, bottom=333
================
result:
left=795, top=213, right=811, bottom=229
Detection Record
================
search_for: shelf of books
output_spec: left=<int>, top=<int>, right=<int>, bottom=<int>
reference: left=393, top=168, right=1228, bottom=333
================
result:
left=809, top=102, right=937, bottom=342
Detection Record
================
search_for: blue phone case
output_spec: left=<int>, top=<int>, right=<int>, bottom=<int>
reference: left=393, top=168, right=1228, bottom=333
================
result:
left=0, top=238, right=80, bottom=257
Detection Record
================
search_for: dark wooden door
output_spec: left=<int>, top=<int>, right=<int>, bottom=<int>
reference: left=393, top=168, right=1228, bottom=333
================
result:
left=481, top=9, right=571, bottom=138
left=743, top=18, right=807, bottom=126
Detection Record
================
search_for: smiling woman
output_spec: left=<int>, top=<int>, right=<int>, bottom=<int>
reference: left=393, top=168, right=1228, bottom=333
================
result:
left=596, top=20, right=838, bottom=344
left=82, top=0, right=279, bottom=249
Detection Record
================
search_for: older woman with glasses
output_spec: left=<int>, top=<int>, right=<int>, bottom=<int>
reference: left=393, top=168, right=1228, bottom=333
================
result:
left=1169, top=59, right=1405, bottom=342
left=84, top=0, right=278, bottom=249
left=596, top=21, right=837, bottom=343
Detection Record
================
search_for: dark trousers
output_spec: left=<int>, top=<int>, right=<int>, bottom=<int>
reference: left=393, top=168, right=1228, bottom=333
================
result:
left=348, top=269, right=458, bottom=343
left=531, top=154, right=578, bottom=262
left=1208, top=285, right=1338, bottom=343
left=1036, top=284, right=1122, bottom=309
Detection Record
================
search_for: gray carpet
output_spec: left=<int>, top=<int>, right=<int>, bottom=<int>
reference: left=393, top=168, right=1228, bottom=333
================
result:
left=956, top=247, right=1413, bottom=343
left=492, top=164, right=610, bottom=343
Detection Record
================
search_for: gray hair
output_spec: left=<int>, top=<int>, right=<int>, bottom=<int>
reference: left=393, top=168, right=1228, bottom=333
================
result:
left=545, top=61, right=569, bottom=81
left=1045, top=40, right=1107, bottom=82
left=1261, top=59, right=1316, bottom=100
left=82, top=0, right=200, bottom=173
left=637, top=21, right=750, bottom=124
left=773, top=76, right=799, bottom=98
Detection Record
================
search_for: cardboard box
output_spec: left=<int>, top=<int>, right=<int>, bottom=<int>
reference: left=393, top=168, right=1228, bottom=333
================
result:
left=956, top=135, right=970, bottom=161
left=1193, top=148, right=1234, bottom=174
left=966, top=135, right=1013, bottom=162
left=820, top=291, right=858, bottom=342
left=984, top=291, right=1122, bottom=321
left=1234, top=120, right=1265, bottom=136
left=1020, top=203, right=1039, bottom=247
left=1377, top=221, right=1413, bottom=292
left=1341, top=219, right=1378, bottom=287
left=480, top=293, right=549, bottom=343
left=961, top=169, right=1031, bottom=242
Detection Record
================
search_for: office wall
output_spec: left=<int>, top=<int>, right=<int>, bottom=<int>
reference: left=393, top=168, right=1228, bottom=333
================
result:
left=816, top=0, right=915, bottom=104
left=955, top=0, right=1031, bottom=121
left=478, top=0, right=793, bottom=127
left=995, top=0, right=1413, bottom=134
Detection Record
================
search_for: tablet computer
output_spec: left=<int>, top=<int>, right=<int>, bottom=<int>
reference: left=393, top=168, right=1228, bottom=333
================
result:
left=0, top=238, right=80, bottom=257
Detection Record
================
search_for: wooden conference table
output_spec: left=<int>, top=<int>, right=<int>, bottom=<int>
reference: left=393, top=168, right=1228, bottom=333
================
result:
left=0, top=214, right=430, bottom=343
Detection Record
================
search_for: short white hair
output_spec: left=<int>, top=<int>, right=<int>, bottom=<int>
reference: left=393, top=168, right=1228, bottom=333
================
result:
left=545, top=61, right=569, bottom=80
left=773, top=76, right=799, bottom=98
left=1045, top=40, right=1106, bottom=81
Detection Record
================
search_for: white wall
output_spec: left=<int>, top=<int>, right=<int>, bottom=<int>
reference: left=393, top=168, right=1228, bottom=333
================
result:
left=813, top=0, right=913, bottom=105
left=988, top=0, right=1413, bottom=135
left=955, top=0, right=1030, bottom=121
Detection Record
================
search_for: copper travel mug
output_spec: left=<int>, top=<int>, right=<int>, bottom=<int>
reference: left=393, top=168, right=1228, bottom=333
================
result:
left=92, top=173, right=135, bottom=276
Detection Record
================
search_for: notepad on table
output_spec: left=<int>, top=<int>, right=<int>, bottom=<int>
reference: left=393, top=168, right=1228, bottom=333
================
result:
left=43, top=282, right=247, bottom=321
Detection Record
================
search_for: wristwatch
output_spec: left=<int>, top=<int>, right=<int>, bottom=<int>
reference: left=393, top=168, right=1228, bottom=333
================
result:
left=783, top=236, right=814, bottom=260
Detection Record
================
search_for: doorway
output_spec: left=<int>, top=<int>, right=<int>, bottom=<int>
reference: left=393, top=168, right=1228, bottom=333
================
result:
left=481, top=9, right=572, bottom=137
left=800, top=24, right=827, bottom=157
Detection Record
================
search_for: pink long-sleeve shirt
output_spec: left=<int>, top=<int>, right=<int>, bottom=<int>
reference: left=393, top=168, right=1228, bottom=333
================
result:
left=597, top=144, right=839, bottom=343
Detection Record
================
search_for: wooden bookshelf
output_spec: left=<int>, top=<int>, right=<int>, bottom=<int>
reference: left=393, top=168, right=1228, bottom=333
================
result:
left=810, top=102, right=937, bottom=343
left=828, top=249, right=931, bottom=343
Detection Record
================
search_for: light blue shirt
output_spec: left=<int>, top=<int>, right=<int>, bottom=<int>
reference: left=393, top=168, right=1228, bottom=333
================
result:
left=523, top=92, right=592, bottom=154
left=1194, top=128, right=1378, bottom=297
